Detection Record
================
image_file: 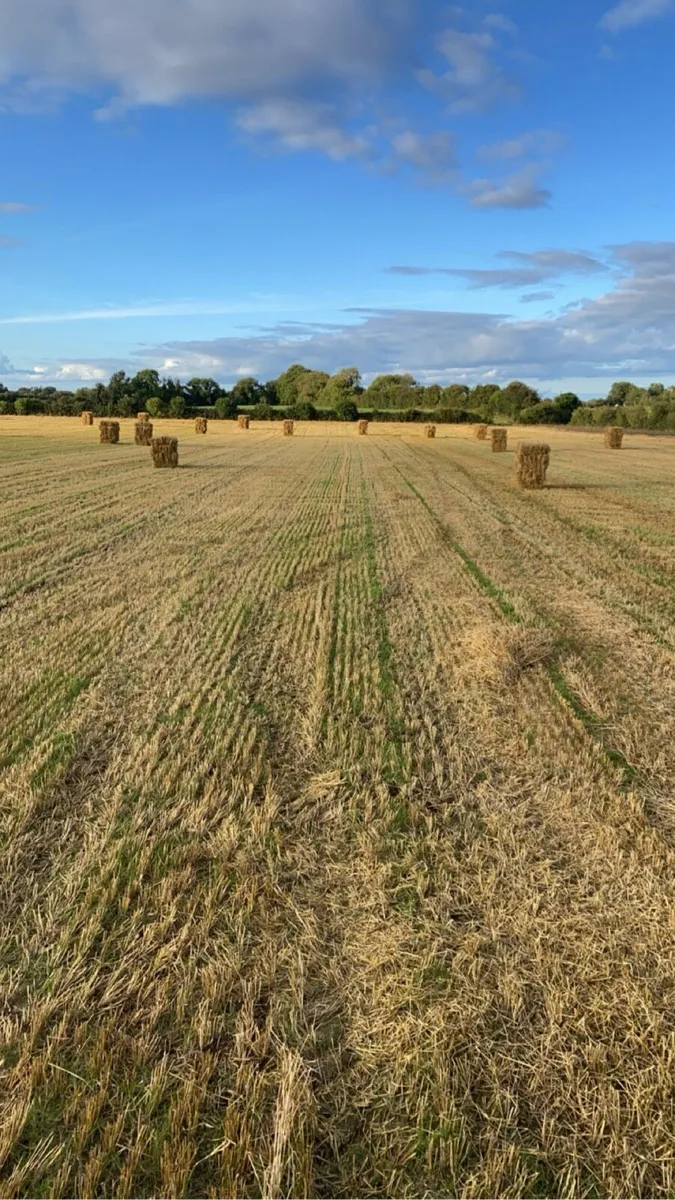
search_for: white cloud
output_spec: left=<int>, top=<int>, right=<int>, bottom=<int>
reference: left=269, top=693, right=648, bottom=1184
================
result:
left=237, top=100, right=372, bottom=162
left=601, top=0, right=674, bottom=31
left=520, top=291, right=555, bottom=303
left=388, top=130, right=457, bottom=181
left=0, top=299, right=292, bottom=325
left=482, top=13, right=519, bottom=35
left=0, top=0, right=411, bottom=108
left=478, top=129, right=567, bottom=160
left=467, top=166, right=551, bottom=209
left=9, top=243, right=675, bottom=389
left=0, top=2, right=563, bottom=202
left=106, top=242, right=675, bottom=383
left=418, top=24, right=519, bottom=113
left=0, top=201, right=35, bottom=213
left=386, top=249, right=606, bottom=288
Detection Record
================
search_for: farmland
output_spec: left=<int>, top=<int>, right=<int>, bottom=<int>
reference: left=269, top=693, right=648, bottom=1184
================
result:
left=1, top=416, right=675, bottom=1197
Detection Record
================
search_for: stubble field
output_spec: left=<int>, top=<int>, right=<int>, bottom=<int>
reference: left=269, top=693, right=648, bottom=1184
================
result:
left=1, top=416, right=675, bottom=1198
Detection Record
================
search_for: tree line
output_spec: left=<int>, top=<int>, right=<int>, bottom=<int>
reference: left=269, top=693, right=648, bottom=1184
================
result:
left=2, top=364, right=675, bottom=429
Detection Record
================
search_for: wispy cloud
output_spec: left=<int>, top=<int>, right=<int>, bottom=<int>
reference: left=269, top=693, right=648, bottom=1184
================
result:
left=236, top=100, right=372, bottom=162
left=0, top=201, right=35, bottom=213
left=0, top=298, right=293, bottom=325
left=520, top=291, right=555, bottom=303
left=386, top=249, right=606, bottom=288
left=9, top=242, right=675, bottom=389
left=478, top=129, right=568, bottom=160
left=466, top=166, right=551, bottom=210
left=418, top=20, right=520, bottom=114
left=601, top=0, right=674, bottom=31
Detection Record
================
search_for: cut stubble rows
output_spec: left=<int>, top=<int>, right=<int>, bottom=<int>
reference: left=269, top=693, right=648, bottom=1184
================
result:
left=1, top=418, right=675, bottom=1198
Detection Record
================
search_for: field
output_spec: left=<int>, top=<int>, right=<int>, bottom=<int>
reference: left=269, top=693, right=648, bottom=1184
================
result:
left=1, top=416, right=675, bottom=1198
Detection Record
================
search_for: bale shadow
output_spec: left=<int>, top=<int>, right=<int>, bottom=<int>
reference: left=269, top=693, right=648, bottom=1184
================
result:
left=546, top=483, right=609, bottom=491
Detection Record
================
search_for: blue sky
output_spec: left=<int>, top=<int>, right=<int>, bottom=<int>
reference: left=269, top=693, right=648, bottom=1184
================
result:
left=1, top=0, right=674, bottom=396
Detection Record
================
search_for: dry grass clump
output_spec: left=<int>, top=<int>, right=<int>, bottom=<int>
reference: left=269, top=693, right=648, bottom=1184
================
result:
left=605, top=425, right=624, bottom=449
left=151, top=436, right=178, bottom=468
left=99, top=421, right=120, bottom=444
left=137, top=412, right=150, bottom=422
left=195, top=417, right=208, bottom=434
left=491, top=426, right=507, bottom=452
left=81, top=411, right=93, bottom=426
left=134, top=420, right=153, bottom=446
left=283, top=420, right=294, bottom=437
left=358, top=420, right=369, bottom=435
left=425, top=425, right=436, bottom=439
left=238, top=414, right=250, bottom=429
left=463, top=623, right=556, bottom=686
left=516, top=441, right=550, bottom=489
left=474, top=424, right=488, bottom=440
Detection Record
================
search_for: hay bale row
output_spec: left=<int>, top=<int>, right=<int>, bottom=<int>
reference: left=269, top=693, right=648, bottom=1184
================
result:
left=358, top=419, right=369, bottom=435
left=474, top=424, right=488, bottom=441
left=151, top=437, right=178, bottom=468
left=195, top=417, right=208, bottom=434
left=604, top=425, right=624, bottom=449
left=283, top=420, right=294, bottom=437
left=425, top=425, right=436, bottom=439
left=491, top=427, right=507, bottom=453
left=516, top=442, right=550, bottom=489
left=135, top=420, right=153, bottom=446
left=81, top=410, right=93, bottom=426
left=99, top=421, right=120, bottom=445
left=238, top=414, right=250, bottom=429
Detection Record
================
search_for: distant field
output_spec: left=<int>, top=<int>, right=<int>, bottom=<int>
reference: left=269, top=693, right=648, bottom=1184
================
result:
left=2, top=416, right=675, bottom=1198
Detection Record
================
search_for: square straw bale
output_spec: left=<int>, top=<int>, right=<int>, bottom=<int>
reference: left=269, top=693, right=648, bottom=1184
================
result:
left=283, top=420, right=294, bottom=436
left=516, top=442, right=550, bottom=489
left=604, top=425, right=624, bottom=449
left=195, top=417, right=208, bottom=434
left=81, top=411, right=94, bottom=425
left=474, top=424, right=488, bottom=440
left=358, top=419, right=369, bottom=435
left=135, top=420, right=153, bottom=445
left=137, top=412, right=150, bottom=422
left=99, top=421, right=120, bottom=444
left=151, top=437, right=179, bottom=468
left=491, top=427, right=508, bottom=452
left=425, top=425, right=436, bottom=438
left=238, top=414, right=250, bottom=429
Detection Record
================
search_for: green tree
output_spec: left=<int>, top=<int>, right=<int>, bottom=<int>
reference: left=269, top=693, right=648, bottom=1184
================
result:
left=274, top=364, right=311, bottom=407
left=648, top=382, right=665, bottom=397
left=231, top=377, right=264, bottom=406
left=607, top=381, right=633, bottom=406
left=146, top=396, right=165, bottom=418
left=215, top=392, right=237, bottom=419
left=499, top=380, right=541, bottom=417
left=249, top=402, right=276, bottom=420
left=130, top=369, right=160, bottom=403
left=169, top=395, right=186, bottom=418
left=107, top=370, right=130, bottom=412
left=323, top=367, right=362, bottom=409
left=297, top=371, right=330, bottom=404
left=468, top=385, right=501, bottom=416
left=424, top=384, right=443, bottom=408
left=288, top=400, right=317, bottom=421
left=185, top=377, right=222, bottom=407
left=333, top=398, right=359, bottom=421
left=15, top=395, right=42, bottom=415
left=365, top=373, right=417, bottom=408
left=441, top=383, right=470, bottom=408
